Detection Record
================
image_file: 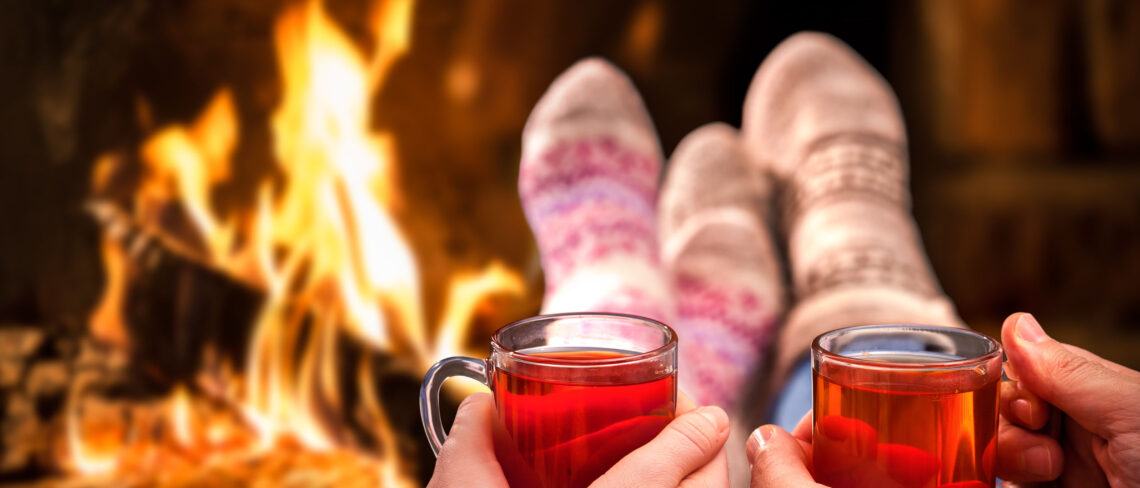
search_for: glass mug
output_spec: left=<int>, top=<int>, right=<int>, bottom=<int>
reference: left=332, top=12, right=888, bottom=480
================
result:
left=812, top=324, right=1003, bottom=488
left=420, top=312, right=678, bottom=488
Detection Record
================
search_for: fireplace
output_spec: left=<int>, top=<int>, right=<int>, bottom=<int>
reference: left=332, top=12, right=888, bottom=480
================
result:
left=2, top=0, right=545, bottom=485
left=3, top=1, right=1140, bottom=486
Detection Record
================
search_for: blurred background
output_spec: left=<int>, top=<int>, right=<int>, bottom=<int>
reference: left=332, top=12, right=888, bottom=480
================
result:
left=1, top=0, right=1138, bottom=485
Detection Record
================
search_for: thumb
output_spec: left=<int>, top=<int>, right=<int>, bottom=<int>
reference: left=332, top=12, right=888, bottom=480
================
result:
left=592, top=406, right=729, bottom=487
left=428, top=393, right=510, bottom=487
left=1001, top=312, right=1139, bottom=438
left=747, top=425, right=824, bottom=488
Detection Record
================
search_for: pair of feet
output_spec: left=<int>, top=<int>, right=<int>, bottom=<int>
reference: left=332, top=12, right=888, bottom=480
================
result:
left=518, top=32, right=963, bottom=412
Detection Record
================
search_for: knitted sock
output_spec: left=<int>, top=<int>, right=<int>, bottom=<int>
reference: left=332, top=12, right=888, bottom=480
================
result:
left=742, top=32, right=965, bottom=390
left=659, top=123, right=786, bottom=410
left=519, top=58, right=674, bottom=324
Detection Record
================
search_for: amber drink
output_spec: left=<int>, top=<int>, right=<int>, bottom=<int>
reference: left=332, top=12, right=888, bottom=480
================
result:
left=812, top=325, right=1002, bottom=488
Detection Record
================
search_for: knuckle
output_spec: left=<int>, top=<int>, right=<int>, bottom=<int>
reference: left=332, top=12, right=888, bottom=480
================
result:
left=750, top=445, right=779, bottom=474
left=749, top=461, right=773, bottom=487
left=1048, top=348, right=1096, bottom=386
left=748, top=440, right=800, bottom=485
left=671, top=415, right=719, bottom=456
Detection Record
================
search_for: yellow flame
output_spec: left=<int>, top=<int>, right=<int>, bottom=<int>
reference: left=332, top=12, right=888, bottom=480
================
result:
left=137, top=90, right=237, bottom=260
left=237, top=0, right=425, bottom=450
left=434, top=261, right=525, bottom=359
left=66, top=424, right=119, bottom=475
left=171, top=385, right=194, bottom=447
left=267, top=0, right=422, bottom=350
left=77, top=0, right=525, bottom=480
left=369, top=0, right=414, bottom=87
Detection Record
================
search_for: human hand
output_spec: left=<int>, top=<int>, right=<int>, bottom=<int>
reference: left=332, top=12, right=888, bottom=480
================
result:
left=744, top=410, right=1061, bottom=487
left=426, top=393, right=510, bottom=487
left=745, top=313, right=1140, bottom=488
left=744, top=416, right=823, bottom=487
left=998, top=312, right=1140, bottom=487
left=427, top=392, right=730, bottom=487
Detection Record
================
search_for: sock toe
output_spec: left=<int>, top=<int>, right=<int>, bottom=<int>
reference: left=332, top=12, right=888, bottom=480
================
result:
left=523, top=57, right=661, bottom=165
left=659, top=122, right=773, bottom=239
left=742, top=31, right=904, bottom=177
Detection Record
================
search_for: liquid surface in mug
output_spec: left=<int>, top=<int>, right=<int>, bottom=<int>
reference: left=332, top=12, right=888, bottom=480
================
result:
left=493, top=347, right=675, bottom=488
left=813, top=351, right=999, bottom=488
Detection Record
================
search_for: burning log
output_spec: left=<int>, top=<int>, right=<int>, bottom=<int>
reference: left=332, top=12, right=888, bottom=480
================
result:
left=46, top=210, right=453, bottom=485
left=86, top=191, right=261, bottom=388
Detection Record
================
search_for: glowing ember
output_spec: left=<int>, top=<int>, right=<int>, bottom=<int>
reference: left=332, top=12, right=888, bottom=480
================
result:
left=73, top=0, right=524, bottom=483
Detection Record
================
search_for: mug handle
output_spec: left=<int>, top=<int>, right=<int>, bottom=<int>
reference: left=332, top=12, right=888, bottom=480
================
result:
left=419, top=356, right=490, bottom=456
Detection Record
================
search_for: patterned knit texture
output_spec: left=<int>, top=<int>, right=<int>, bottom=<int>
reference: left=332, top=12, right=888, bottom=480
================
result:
left=520, top=135, right=673, bottom=324
left=742, top=33, right=965, bottom=394
left=674, top=273, right=780, bottom=409
left=660, top=123, right=785, bottom=410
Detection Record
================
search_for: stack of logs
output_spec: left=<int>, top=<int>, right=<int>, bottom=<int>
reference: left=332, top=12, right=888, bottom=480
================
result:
left=0, top=324, right=130, bottom=481
left=0, top=325, right=431, bottom=487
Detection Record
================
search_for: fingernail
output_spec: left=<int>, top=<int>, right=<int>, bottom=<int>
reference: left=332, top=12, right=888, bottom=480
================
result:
left=746, top=429, right=760, bottom=459
left=1012, top=398, right=1033, bottom=425
left=760, top=424, right=775, bottom=442
left=696, top=406, right=729, bottom=433
left=1021, top=445, right=1054, bottom=477
left=1015, top=314, right=1048, bottom=343
left=750, top=425, right=775, bottom=451
left=746, top=426, right=776, bottom=459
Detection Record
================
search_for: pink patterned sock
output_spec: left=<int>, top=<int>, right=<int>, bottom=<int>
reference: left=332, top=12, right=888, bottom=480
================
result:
left=519, top=58, right=674, bottom=324
left=659, top=123, right=786, bottom=410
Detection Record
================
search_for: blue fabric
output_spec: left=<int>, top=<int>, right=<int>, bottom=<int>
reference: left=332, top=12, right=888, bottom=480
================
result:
left=770, top=356, right=813, bottom=432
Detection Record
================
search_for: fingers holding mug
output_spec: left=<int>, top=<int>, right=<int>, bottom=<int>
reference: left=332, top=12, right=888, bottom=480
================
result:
left=746, top=425, right=825, bottom=488
left=592, top=406, right=730, bottom=487
left=428, top=393, right=510, bottom=487
left=1000, top=378, right=1052, bottom=431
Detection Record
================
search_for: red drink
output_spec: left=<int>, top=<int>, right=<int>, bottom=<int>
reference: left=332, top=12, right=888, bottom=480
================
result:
left=493, top=348, right=676, bottom=488
left=420, top=313, right=678, bottom=488
left=813, top=351, right=1000, bottom=488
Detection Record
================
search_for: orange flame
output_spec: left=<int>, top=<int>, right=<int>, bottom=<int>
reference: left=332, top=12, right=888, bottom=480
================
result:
left=66, top=398, right=123, bottom=475
left=74, top=0, right=524, bottom=481
left=137, top=89, right=238, bottom=261
left=88, top=232, right=130, bottom=350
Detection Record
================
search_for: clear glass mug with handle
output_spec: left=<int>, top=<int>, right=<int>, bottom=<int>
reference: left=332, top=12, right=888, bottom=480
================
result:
left=419, top=312, right=677, bottom=488
left=811, top=324, right=1003, bottom=488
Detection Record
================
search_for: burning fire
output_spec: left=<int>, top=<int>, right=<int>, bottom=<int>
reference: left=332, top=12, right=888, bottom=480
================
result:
left=74, top=0, right=523, bottom=483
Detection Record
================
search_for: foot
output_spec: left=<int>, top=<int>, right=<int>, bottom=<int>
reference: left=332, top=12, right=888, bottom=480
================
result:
left=659, top=123, right=786, bottom=410
left=742, top=32, right=965, bottom=388
left=519, top=58, right=674, bottom=323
